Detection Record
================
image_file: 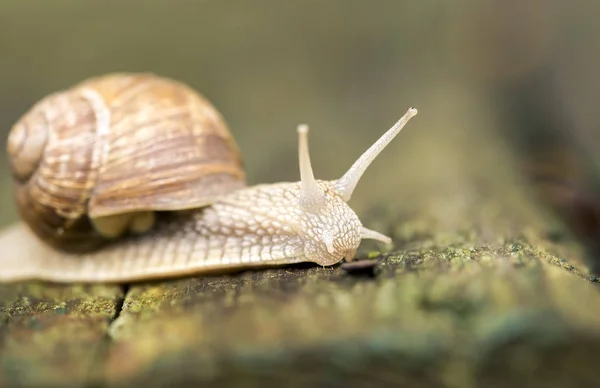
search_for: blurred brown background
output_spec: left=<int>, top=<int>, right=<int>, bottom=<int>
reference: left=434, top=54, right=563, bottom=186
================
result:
left=0, top=0, right=598, bottom=251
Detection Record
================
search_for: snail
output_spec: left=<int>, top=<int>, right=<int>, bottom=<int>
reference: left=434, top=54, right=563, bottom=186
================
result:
left=0, top=72, right=417, bottom=284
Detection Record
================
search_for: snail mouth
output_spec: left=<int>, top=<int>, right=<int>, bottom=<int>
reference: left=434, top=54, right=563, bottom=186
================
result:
left=8, top=110, right=48, bottom=182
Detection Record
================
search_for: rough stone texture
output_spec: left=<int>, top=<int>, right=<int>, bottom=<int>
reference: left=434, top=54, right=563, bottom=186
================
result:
left=0, top=284, right=124, bottom=387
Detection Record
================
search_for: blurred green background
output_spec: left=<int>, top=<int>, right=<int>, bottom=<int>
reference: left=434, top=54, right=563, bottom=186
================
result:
left=0, top=0, right=598, bottom=244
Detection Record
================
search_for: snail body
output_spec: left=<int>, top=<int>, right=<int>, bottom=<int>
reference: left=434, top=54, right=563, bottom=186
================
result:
left=0, top=72, right=417, bottom=284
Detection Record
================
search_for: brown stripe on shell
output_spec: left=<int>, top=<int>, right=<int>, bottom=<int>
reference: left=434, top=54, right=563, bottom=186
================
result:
left=7, top=98, right=50, bottom=182
left=32, top=91, right=100, bottom=219
left=78, top=73, right=246, bottom=217
left=14, top=184, right=108, bottom=252
left=10, top=89, right=108, bottom=252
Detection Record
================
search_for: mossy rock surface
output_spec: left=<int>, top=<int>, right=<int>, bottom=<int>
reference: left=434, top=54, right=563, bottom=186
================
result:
left=1, top=157, right=599, bottom=388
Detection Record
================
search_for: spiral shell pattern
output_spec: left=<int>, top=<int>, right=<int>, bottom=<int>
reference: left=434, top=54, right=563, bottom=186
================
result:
left=7, top=73, right=246, bottom=252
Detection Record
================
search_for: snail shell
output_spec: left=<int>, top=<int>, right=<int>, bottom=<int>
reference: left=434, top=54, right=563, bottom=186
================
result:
left=7, top=73, right=246, bottom=253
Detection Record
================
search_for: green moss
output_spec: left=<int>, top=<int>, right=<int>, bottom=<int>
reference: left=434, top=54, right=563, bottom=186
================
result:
left=367, top=251, right=382, bottom=259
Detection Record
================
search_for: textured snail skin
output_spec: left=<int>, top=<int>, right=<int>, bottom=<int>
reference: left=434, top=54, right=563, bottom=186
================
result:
left=0, top=181, right=363, bottom=283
